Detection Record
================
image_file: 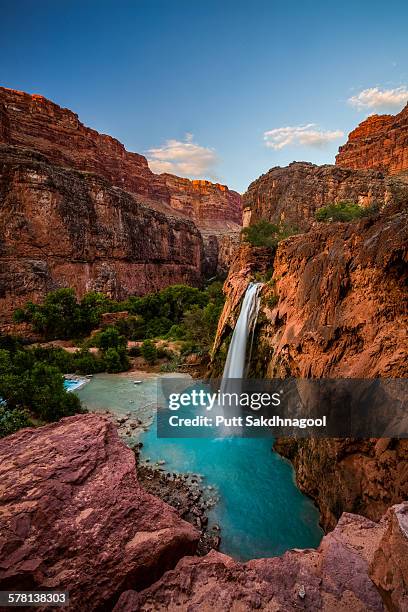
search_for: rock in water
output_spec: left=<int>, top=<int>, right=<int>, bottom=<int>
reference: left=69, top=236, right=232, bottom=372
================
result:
left=0, top=414, right=199, bottom=610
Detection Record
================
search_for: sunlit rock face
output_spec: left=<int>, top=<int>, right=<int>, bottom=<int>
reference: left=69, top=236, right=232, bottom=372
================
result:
left=336, top=103, right=408, bottom=176
left=242, top=160, right=408, bottom=231
left=0, top=86, right=242, bottom=284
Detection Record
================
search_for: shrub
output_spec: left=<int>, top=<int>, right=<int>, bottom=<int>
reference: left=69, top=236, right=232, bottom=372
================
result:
left=73, top=349, right=106, bottom=374
left=182, top=301, right=223, bottom=353
left=315, top=200, right=375, bottom=222
left=93, top=326, right=127, bottom=351
left=141, top=340, right=158, bottom=364
left=0, top=406, right=31, bottom=437
left=0, top=334, right=86, bottom=435
left=156, top=346, right=174, bottom=359
left=13, top=288, right=107, bottom=339
left=165, top=324, right=186, bottom=340
left=242, top=220, right=298, bottom=248
left=265, top=294, right=279, bottom=308
left=103, top=348, right=125, bottom=373
left=128, top=345, right=141, bottom=357
left=159, top=357, right=182, bottom=373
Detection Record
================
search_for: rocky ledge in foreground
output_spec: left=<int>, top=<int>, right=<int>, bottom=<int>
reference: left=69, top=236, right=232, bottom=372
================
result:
left=0, top=414, right=199, bottom=611
left=115, top=503, right=408, bottom=612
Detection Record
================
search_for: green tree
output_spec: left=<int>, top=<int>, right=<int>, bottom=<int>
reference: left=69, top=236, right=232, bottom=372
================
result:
left=141, top=340, right=158, bottom=364
left=93, top=326, right=127, bottom=351
left=103, top=348, right=124, bottom=373
left=241, top=220, right=297, bottom=249
left=0, top=406, right=31, bottom=438
left=315, top=200, right=375, bottom=222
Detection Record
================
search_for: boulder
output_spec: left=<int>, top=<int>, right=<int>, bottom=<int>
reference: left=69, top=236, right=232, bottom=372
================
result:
left=0, top=414, right=199, bottom=610
left=114, top=507, right=405, bottom=611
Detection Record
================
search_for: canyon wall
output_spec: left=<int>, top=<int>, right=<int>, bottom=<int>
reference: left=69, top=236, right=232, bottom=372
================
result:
left=0, top=146, right=204, bottom=320
left=0, top=87, right=242, bottom=223
left=336, top=103, right=408, bottom=176
left=213, top=170, right=408, bottom=531
left=0, top=87, right=242, bottom=320
left=242, top=161, right=408, bottom=231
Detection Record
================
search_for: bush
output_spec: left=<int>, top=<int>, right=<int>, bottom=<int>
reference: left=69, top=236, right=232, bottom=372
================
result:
left=92, top=326, right=129, bottom=372
left=73, top=349, right=106, bottom=374
left=13, top=288, right=108, bottom=339
left=265, top=294, right=279, bottom=308
left=165, top=324, right=186, bottom=340
left=315, top=200, right=375, bottom=222
left=242, top=220, right=298, bottom=249
left=141, top=340, right=158, bottom=364
left=156, top=346, right=174, bottom=359
left=128, top=345, right=141, bottom=357
left=0, top=334, right=86, bottom=436
left=0, top=406, right=31, bottom=437
left=182, top=301, right=223, bottom=353
left=104, top=348, right=125, bottom=373
left=93, top=326, right=127, bottom=351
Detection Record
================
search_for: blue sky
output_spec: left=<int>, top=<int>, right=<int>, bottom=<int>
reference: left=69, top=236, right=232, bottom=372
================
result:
left=1, top=0, right=408, bottom=192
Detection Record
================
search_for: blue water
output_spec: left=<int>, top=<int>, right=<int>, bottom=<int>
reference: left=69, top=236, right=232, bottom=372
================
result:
left=141, top=414, right=323, bottom=560
left=77, top=374, right=323, bottom=561
left=64, top=378, right=84, bottom=392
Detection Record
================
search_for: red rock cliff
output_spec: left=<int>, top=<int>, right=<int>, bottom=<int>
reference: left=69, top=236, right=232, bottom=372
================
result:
left=115, top=504, right=408, bottom=611
left=0, top=86, right=241, bottom=232
left=0, top=87, right=243, bottom=315
left=336, top=103, right=408, bottom=176
left=0, top=146, right=204, bottom=320
left=242, top=161, right=408, bottom=231
left=213, top=186, right=408, bottom=531
left=0, top=414, right=199, bottom=610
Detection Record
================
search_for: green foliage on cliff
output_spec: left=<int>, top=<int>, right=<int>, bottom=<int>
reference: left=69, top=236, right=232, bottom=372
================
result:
left=241, top=220, right=298, bottom=248
left=315, top=200, right=377, bottom=222
left=0, top=335, right=86, bottom=437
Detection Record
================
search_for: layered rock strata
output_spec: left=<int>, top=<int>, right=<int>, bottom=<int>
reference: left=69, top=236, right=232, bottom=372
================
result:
left=336, top=103, right=408, bottom=176
left=0, top=86, right=242, bottom=284
left=0, top=145, right=204, bottom=320
left=213, top=196, right=408, bottom=530
left=242, top=161, right=408, bottom=231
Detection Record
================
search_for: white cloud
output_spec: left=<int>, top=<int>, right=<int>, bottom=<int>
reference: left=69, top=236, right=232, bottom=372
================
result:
left=263, top=124, right=344, bottom=150
left=147, top=134, right=218, bottom=178
left=348, top=86, right=408, bottom=111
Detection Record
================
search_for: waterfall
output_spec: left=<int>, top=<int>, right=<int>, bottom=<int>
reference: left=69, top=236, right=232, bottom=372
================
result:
left=221, top=282, right=263, bottom=382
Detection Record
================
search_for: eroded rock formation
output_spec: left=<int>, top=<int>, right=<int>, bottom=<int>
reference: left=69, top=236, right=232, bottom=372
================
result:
left=336, top=103, right=408, bottom=176
left=115, top=503, right=408, bottom=611
left=0, top=414, right=199, bottom=610
left=242, top=161, right=408, bottom=231
left=0, top=146, right=204, bottom=319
